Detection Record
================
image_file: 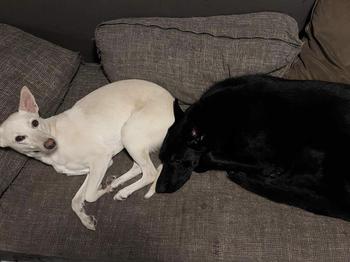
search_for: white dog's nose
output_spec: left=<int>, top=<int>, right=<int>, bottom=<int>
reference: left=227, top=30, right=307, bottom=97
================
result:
left=44, top=138, right=56, bottom=150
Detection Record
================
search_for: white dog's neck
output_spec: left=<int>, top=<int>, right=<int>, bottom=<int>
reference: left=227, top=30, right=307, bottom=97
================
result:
left=45, top=115, right=58, bottom=137
left=28, top=110, right=90, bottom=175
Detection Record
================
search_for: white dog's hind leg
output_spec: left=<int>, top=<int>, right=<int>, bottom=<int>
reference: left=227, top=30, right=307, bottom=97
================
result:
left=114, top=103, right=172, bottom=200
left=108, top=159, right=114, bottom=168
left=110, top=162, right=141, bottom=189
left=71, top=176, right=97, bottom=231
left=144, top=164, right=163, bottom=199
left=114, top=149, right=156, bottom=200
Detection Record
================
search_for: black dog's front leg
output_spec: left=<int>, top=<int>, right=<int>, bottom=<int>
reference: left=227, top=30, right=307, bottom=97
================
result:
left=195, top=151, right=262, bottom=173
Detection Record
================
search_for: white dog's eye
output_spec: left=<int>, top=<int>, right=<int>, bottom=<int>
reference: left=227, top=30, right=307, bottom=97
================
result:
left=32, top=120, right=39, bottom=128
left=15, top=135, right=26, bottom=142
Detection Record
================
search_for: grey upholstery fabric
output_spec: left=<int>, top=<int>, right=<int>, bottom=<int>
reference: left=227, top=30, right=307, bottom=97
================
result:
left=1, top=64, right=350, bottom=261
left=0, top=24, right=80, bottom=196
left=56, top=63, right=109, bottom=113
left=96, top=13, right=302, bottom=104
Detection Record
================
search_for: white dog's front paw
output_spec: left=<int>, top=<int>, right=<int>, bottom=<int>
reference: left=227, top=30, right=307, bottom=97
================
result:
left=114, top=188, right=131, bottom=201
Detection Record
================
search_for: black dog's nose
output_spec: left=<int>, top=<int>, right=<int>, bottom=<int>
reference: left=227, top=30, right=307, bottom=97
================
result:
left=44, top=138, right=56, bottom=150
left=156, top=181, right=179, bottom=193
left=155, top=182, right=168, bottom=193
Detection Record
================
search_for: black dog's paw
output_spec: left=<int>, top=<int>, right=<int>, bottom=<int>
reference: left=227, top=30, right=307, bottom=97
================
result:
left=226, top=170, right=249, bottom=184
left=194, top=166, right=209, bottom=173
left=262, top=166, right=284, bottom=178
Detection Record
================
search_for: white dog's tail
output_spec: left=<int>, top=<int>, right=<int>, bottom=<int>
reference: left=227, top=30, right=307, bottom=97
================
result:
left=144, top=164, right=163, bottom=199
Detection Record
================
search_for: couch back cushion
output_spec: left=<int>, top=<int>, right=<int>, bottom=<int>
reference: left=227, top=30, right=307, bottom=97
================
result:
left=96, top=12, right=302, bottom=104
left=0, top=24, right=80, bottom=195
left=285, top=0, right=350, bottom=83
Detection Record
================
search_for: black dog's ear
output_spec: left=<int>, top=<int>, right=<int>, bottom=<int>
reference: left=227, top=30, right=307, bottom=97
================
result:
left=173, top=99, right=185, bottom=120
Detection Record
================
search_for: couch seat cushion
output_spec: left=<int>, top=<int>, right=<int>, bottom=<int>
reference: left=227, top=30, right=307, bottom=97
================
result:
left=1, top=65, right=350, bottom=261
left=1, top=152, right=350, bottom=261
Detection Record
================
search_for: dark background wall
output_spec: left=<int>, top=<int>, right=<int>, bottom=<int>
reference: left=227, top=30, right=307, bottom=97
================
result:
left=0, top=0, right=315, bottom=62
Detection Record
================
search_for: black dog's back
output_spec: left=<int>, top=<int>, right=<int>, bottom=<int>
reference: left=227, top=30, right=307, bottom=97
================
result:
left=196, top=75, right=350, bottom=221
left=196, top=75, right=350, bottom=158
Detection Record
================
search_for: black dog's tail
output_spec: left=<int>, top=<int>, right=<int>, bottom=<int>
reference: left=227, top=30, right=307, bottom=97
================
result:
left=226, top=170, right=350, bottom=221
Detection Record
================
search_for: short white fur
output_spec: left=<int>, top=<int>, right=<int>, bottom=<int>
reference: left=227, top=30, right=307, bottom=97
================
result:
left=0, top=80, right=174, bottom=230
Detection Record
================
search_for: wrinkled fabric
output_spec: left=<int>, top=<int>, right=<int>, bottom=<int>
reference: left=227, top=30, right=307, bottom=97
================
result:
left=286, top=0, right=350, bottom=84
left=96, top=13, right=302, bottom=104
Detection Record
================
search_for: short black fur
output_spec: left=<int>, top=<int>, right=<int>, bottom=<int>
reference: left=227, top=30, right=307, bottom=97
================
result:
left=157, top=75, right=350, bottom=221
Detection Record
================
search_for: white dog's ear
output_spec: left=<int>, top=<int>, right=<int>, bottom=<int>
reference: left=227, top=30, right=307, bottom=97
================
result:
left=19, top=86, right=39, bottom=113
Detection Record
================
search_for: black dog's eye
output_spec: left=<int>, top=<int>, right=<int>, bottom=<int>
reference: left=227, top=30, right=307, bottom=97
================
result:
left=32, top=120, right=39, bottom=128
left=15, top=136, right=26, bottom=142
left=188, top=135, right=205, bottom=147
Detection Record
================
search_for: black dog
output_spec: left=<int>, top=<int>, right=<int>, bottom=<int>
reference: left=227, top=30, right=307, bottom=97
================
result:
left=156, top=75, right=350, bottom=221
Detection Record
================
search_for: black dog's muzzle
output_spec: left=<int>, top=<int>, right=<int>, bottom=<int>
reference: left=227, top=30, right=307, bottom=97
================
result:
left=156, top=164, right=192, bottom=193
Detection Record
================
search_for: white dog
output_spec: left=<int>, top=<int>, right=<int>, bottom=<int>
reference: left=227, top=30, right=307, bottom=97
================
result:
left=0, top=80, right=174, bottom=230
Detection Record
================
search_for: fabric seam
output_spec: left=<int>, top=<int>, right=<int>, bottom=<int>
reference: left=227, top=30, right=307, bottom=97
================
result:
left=97, top=22, right=302, bottom=48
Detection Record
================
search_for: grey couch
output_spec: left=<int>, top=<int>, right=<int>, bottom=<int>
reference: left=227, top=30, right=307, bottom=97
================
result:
left=2, top=1, right=350, bottom=261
